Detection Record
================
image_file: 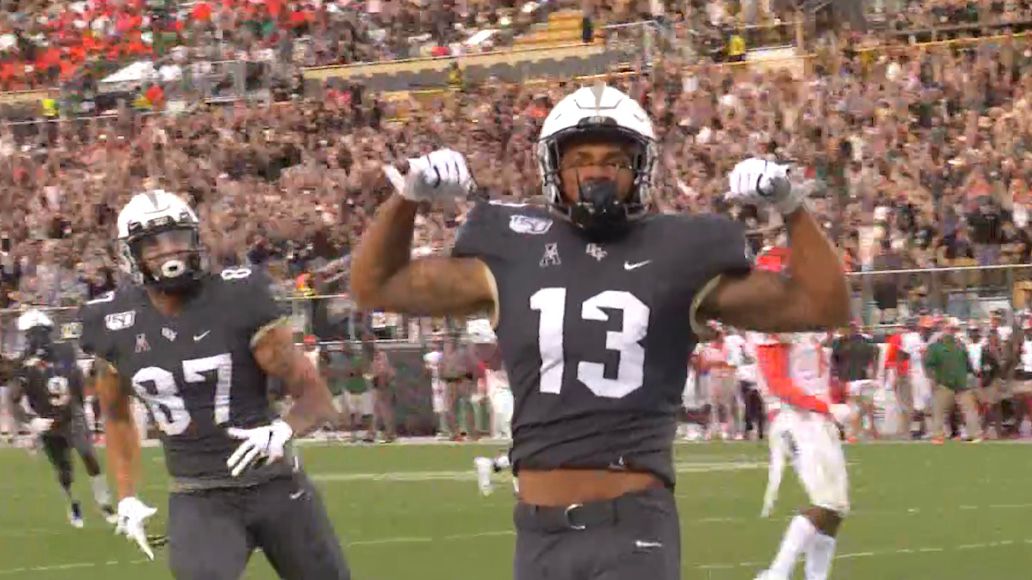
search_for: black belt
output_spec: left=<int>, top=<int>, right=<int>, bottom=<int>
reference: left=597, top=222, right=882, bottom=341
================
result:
left=513, top=487, right=666, bottom=533
left=515, top=501, right=617, bottom=532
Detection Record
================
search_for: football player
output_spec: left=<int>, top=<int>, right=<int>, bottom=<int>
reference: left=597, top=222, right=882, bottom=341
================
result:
left=10, top=309, right=116, bottom=528
left=351, top=84, right=849, bottom=579
left=473, top=452, right=513, bottom=497
left=77, top=190, right=349, bottom=579
left=422, top=338, right=450, bottom=438
left=751, top=248, right=854, bottom=580
left=697, top=323, right=740, bottom=440
left=900, top=316, right=936, bottom=438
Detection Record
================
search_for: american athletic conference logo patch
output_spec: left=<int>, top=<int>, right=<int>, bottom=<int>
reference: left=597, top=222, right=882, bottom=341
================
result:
left=509, top=215, right=553, bottom=235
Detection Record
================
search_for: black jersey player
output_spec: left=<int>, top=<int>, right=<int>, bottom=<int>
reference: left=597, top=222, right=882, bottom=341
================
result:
left=351, top=84, right=850, bottom=579
left=9, top=309, right=115, bottom=528
left=78, top=190, right=349, bottom=579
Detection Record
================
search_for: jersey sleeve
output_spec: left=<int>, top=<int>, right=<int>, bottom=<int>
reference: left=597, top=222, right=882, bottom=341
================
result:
left=451, top=201, right=511, bottom=265
left=223, top=268, right=290, bottom=346
left=77, top=296, right=115, bottom=362
left=702, top=215, right=753, bottom=278
left=688, top=215, right=753, bottom=337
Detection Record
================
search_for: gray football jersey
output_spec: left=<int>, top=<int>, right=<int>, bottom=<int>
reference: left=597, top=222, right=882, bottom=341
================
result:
left=453, top=201, right=751, bottom=486
left=78, top=268, right=293, bottom=488
left=14, top=342, right=85, bottom=433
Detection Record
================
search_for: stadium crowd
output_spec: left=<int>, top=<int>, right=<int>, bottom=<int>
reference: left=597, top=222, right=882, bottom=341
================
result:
left=3, top=0, right=1030, bottom=92
left=0, top=3, right=1029, bottom=319
left=0, top=0, right=589, bottom=92
left=2, top=35, right=1030, bottom=315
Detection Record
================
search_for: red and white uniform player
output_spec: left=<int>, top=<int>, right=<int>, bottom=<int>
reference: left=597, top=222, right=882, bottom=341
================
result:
left=899, top=318, right=935, bottom=415
left=752, top=248, right=854, bottom=580
left=749, top=248, right=853, bottom=520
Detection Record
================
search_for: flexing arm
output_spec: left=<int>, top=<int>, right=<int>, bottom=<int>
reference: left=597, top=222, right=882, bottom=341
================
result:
left=699, top=209, right=850, bottom=332
left=252, top=323, right=336, bottom=436
left=93, top=359, right=139, bottom=499
left=350, top=195, right=496, bottom=318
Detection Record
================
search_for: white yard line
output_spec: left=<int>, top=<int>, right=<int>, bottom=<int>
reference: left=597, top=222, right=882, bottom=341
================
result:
left=695, top=540, right=1028, bottom=571
left=0, top=558, right=149, bottom=576
left=347, top=536, right=433, bottom=547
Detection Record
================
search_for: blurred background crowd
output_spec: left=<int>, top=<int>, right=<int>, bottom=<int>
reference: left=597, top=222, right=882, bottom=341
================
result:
left=0, top=0, right=1030, bottom=345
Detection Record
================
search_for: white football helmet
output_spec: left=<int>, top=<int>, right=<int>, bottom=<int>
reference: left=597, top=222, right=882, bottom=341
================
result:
left=117, top=190, right=204, bottom=291
left=536, top=83, right=657, bottom=237
left=17, top=308, right=55, bottom=356
left=17, top=309, right=54, bottom=332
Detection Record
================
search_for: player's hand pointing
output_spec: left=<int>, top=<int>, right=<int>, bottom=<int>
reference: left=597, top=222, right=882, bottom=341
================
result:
left=226, top=420, right=294, bottom=477
left=115, top=497, right=158, bottom=560
left=725, top=157, right=805, bottom=215
left=384, top=148, right=476, bottom=203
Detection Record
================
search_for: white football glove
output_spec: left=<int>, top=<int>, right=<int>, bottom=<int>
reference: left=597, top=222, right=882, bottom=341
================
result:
left=28, top=417, right=54, bottom=434
left=386, top=148, right=475, bottom=203
left=726, top=157, right=806, bottom=215
left=829, top=403, right=855, bottom=427
left=226, top=420, right=293, bottom=477
left=115, top=497, right=158, bottom=560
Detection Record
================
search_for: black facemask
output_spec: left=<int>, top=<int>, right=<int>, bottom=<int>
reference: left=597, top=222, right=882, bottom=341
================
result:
left=25, top=327, right=52, bottom=358
left=568, top=179, right=631, bottom=241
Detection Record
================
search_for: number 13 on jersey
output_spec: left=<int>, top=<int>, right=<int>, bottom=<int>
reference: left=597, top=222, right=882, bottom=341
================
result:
left=530, top=288, right=650, bottom=399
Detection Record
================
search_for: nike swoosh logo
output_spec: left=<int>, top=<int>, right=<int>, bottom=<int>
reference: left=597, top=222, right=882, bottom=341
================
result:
left=194, top=331, right=211, bottom=342
left=635, top=540, right=663, bottom=549
left=289, top=490, right=306, bottom=501
left=624, top=260, right=652, bottom=271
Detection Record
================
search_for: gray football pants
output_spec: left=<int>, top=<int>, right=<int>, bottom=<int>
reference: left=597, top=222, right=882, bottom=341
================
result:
left=513, top=486, right=680, bottom=580
left=168, top=472, right=350, bottom=580
left=41, top=412, right=99, bottom=484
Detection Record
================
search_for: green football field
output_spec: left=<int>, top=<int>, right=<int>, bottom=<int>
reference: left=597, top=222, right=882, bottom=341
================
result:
left=1, top=440, right=1030, bottom=580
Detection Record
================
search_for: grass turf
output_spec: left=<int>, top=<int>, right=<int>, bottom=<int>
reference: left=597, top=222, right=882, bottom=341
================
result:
left=0, top=440, right=1029, bottom=579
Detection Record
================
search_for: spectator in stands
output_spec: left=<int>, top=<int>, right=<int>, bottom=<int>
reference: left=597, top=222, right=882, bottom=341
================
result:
left=871, top=241, right=903, bottom=324
left=582, top=9, right=594, bottom=44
